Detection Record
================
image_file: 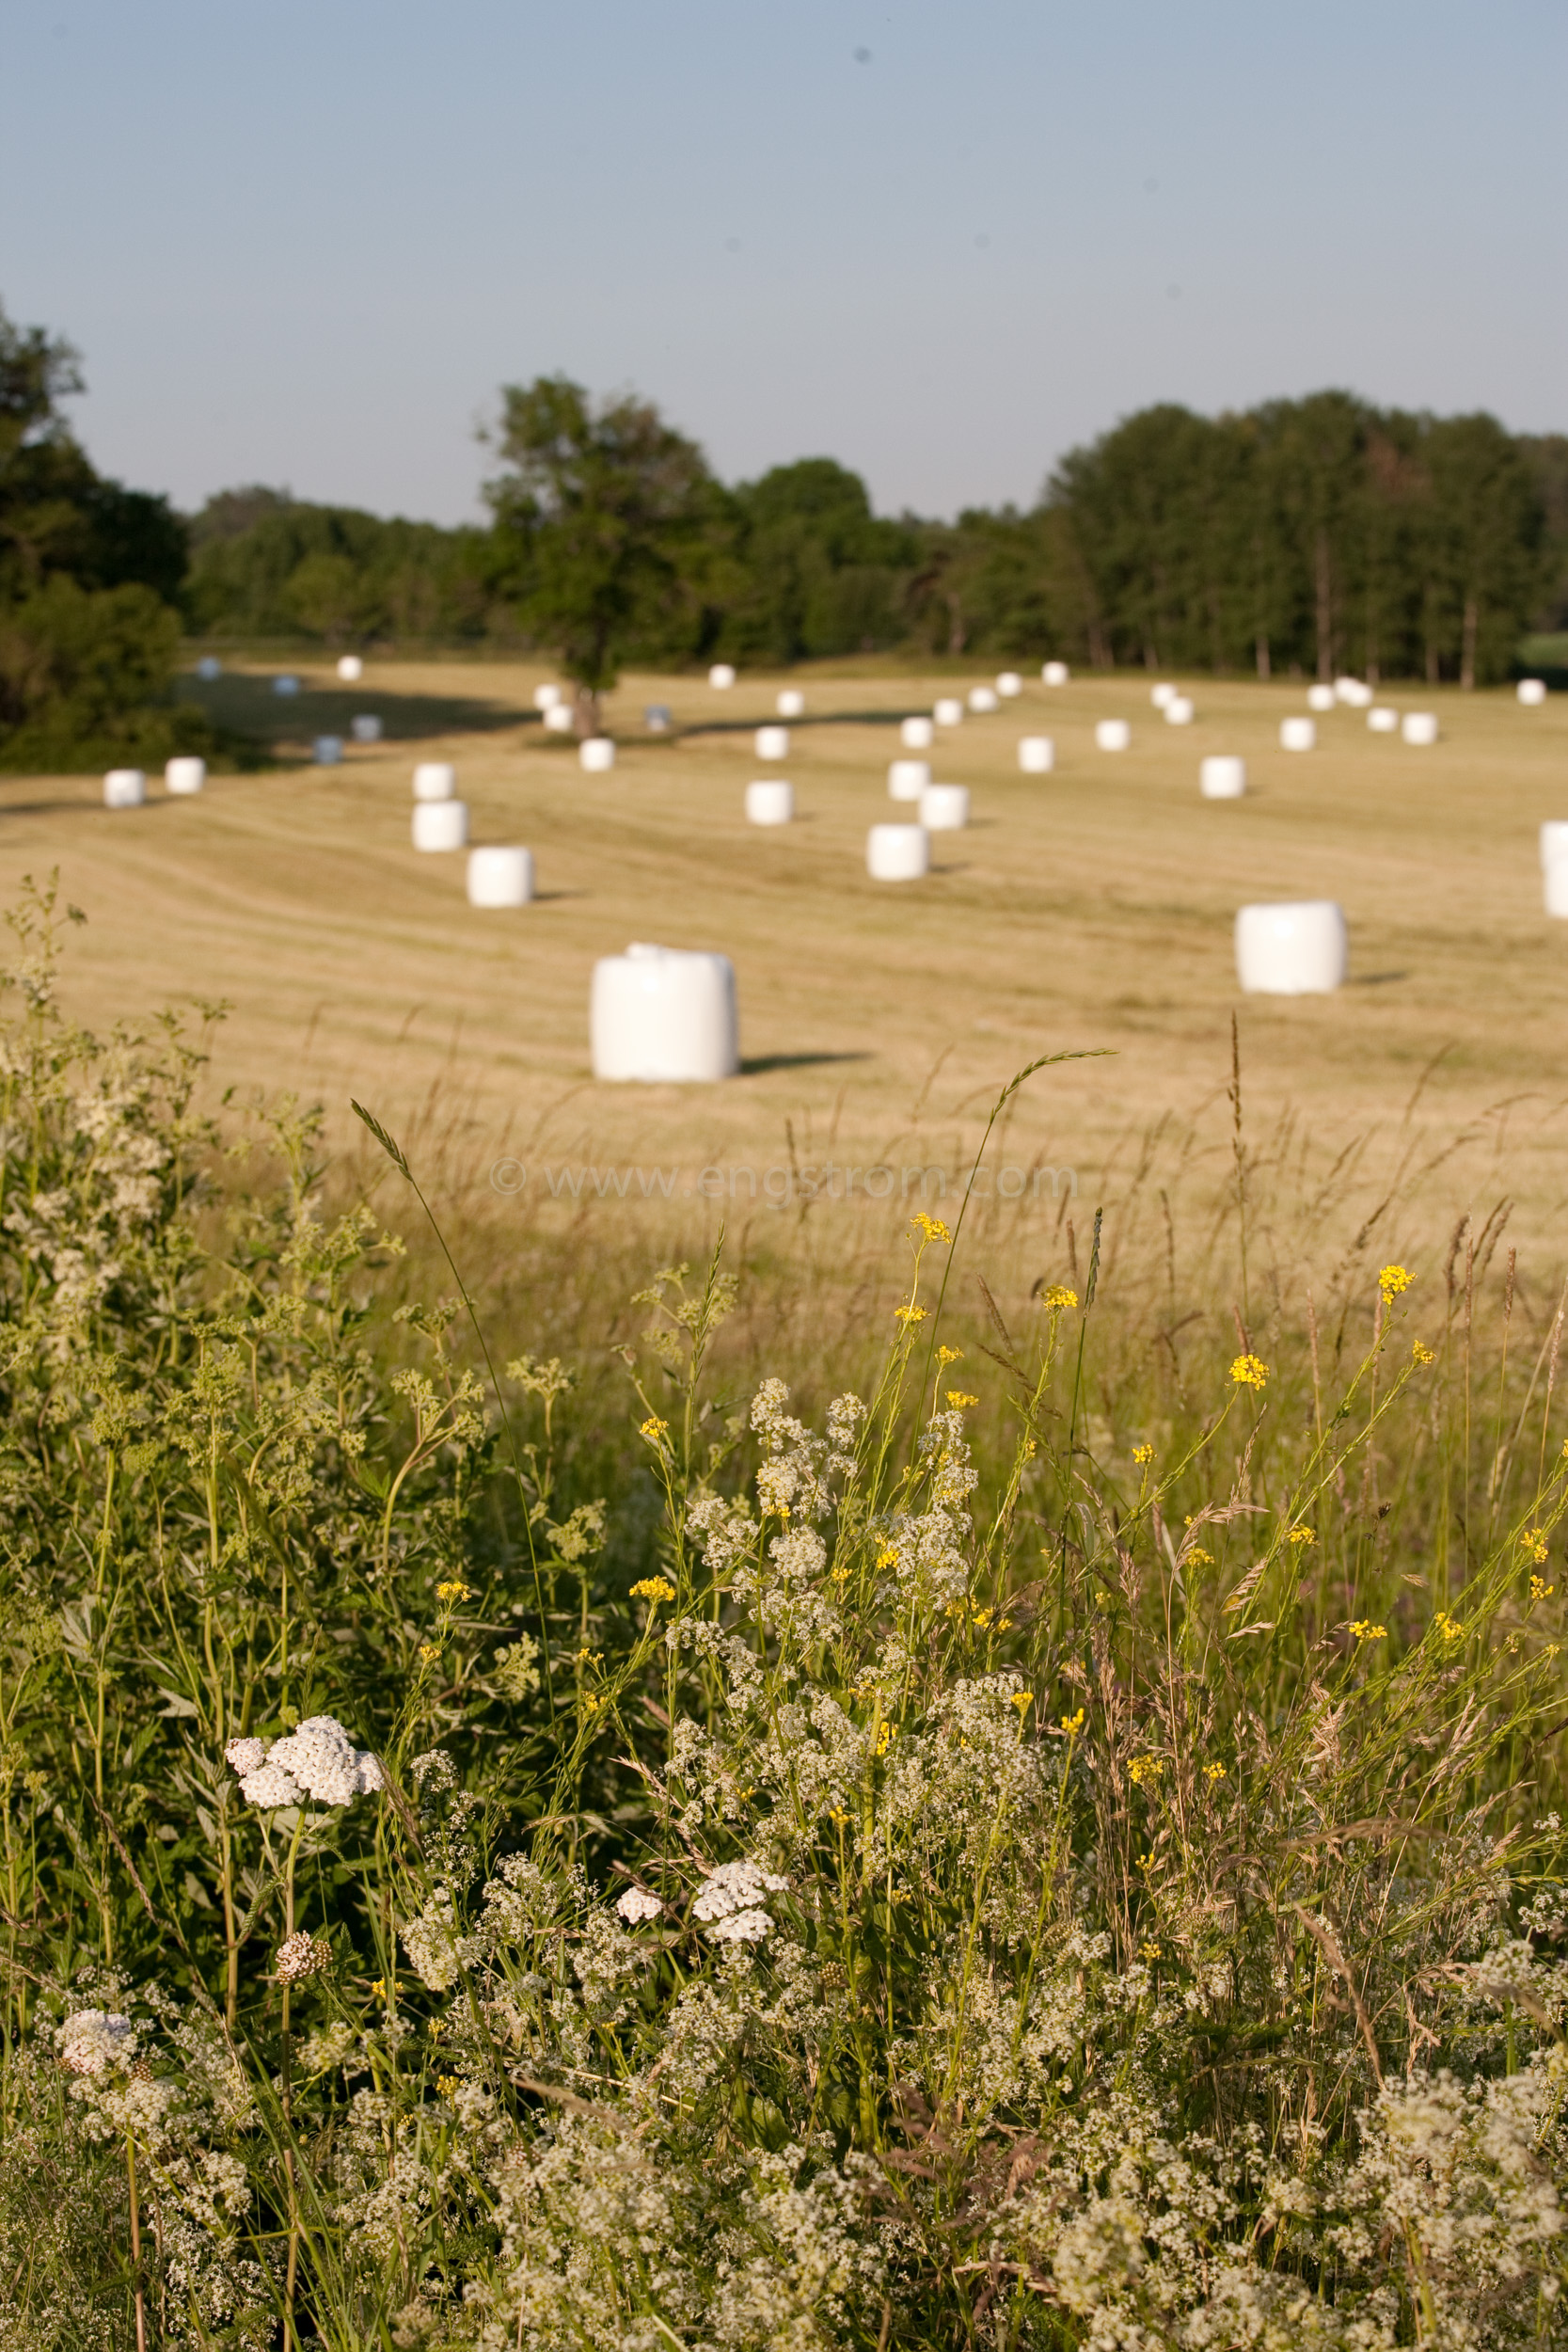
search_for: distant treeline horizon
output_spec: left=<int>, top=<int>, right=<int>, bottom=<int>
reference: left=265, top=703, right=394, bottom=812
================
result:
left=183, top=392, right=1568, bottom=689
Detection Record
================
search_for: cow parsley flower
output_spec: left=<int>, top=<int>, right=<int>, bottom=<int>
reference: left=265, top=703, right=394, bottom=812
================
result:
left=58, top=2009, right=135, bottom=2075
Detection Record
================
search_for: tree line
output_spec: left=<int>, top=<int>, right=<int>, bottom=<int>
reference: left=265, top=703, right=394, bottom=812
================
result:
left=2, top=294, right=1564, bottom=764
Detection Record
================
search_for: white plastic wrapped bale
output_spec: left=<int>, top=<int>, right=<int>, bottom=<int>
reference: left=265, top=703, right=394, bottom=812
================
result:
left=1307, top=684, right=1337, bottom=713
left=996, top=672, right=1022, bottom=697
left=1164, top=695, right=1195, bottom=725
left=1095, top=719, right=1130, bottom=751
left=1235, top=902, right=1346, bottom=994
left=644, top=704, right=672, bottom=731
left=1545, top=864, right=1568, bottom=920
left=900, top=716, right=934, bottom=750
left=412, top=800, right=468, bottom=851
left=920, top=783, right=969, bottom=831
left=467, top=847, right=533, bottom=907
left=196, top=656, right=222, bottom=681
left=967, top=685, right=999, bottom=713
left=754, top=725, right=788, bottom=760
left=533, top=684, right=562, bottom=710
left=351, top=715, right=382, bottom=743
left=934, top=697, right=964, bottom=726
left=1200, top=756, right=1246, bottom=800
left=866, top=823, right=929, bottom=881
left=579, top=737, right=616, bottom=772
left=1151, top=683, right=1176, bottom=709
left=745, top=780, right=793, bottom=825
left=1538, top=823, right=1568, bottom=871
left=1280, top=717, right=1316, bottom=752
left=103, top=769, right=145, bottom=808
left=337, top=655, right=363, bottom=682
left=707, top=664, right=736, bottom=690
left=165, top=756, right=206, bottom=796
left=314, top=736, right=342, bottom=765
left=591, top=944, right=738, bottom=1082
left=1018, top=736, right=1054, bottom=773
left=274, top=675, right=299, bottom=696
left=413, top=762, right=455, bottom=802
left=545, top=702, right=575, bottom=733
left=776, top=688, right=805, bottom=718
left=888, top=758, right=930, bottom=802
left=1519, top=678, right=1547, bottom=707
left=1042, top=660, right=1069, bottom=686
left=1335, top=676, right=1372, bottom=707
left=1402, top=711, right=1439, bottom=746
left=1368, top=707, right=1400, bottom=733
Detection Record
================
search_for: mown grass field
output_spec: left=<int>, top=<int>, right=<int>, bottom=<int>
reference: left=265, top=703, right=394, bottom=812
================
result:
left=2, top=655, right=1565, bottom=1306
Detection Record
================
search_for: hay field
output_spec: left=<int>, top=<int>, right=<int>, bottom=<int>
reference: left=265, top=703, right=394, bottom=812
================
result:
left=2, top=658, right=1566, bottom=1295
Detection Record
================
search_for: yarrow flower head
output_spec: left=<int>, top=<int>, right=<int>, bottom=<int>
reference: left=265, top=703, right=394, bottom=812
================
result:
left=58, top=2009, right=135, bottom=2076
left=275, top=1930, right=330, bottom=1984
left=1378, top=1263, right=1413, bottom=1303
left=616, top=1887, right=663, bottom=1925
left=226, top=1716, right=383, bottom=1811
left=692, top=1859, right=788, bottom=1937
left=1229, top=1353, right=1269, bottom=1391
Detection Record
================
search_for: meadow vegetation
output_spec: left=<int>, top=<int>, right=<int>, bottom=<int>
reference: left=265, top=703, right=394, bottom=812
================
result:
left=5, top=882, right=1568, bottom=2349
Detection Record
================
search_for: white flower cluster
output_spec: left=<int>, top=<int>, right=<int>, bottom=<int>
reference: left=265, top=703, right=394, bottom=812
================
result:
left=275, top=1930, right=330, bottom=1984
left=58, top=2008, right=135, bottom=2075
left=693, top=1859, right=788, bottom=1945
left=224, top=1717, right=383, bottom=1810
left=616, top=1886, right=663, bottom=1924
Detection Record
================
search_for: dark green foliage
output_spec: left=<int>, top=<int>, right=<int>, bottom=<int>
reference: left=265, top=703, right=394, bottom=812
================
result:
left=716, top=458, right=921, bottom=662
left=185, top=485, right=499, bottom=646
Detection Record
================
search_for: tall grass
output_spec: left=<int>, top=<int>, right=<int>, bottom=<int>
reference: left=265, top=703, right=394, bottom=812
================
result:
left=3, top=881, right=1568, bottom=2348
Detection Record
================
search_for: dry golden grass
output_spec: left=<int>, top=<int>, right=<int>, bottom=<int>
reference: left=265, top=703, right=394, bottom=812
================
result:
left=3, top=655, right=1566, bottom=1303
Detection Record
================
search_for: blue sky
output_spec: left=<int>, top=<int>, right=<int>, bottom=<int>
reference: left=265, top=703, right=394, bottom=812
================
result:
left=5, top=0, right=1563, bottom=524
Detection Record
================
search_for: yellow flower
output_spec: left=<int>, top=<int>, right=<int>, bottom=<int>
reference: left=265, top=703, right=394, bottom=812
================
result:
left=1204, top=1761, right=1227, bottom=1783
left=997, top=1615, right=1013, bottom=1630
left=1183, top=1545, right=1213, bottom=1568
left=629, top=1576, right=675, bottom=1604
left=829, top=1806, right=848, bottom=1828
left=830, top=1564, right=851, bottom=1588
left=937, top=1344, right=964, bottom=1366
left=1378, top=1263, right=1413, bottom=1303
left=1229, top=1354, right=1269, bottom=1391
left=875, top=1720, right=898, bottom=1756
left=371, top=1978, right=387, bottom=2002
left=1523, top=1529, right=1550, bottom=1566
left=911, top=1213, right=951, bottom=1244
left=639, top=1416, right=670, bottom=1442
left=581, top=1692, right=604, bottom=1712
left=1141, top=1939, right=1163, bottom=1961
left=1059, top=1708, right=1086, bottom=1737
left=419, top=1643, right=440, bottom=1663
left=1129, top=1753, right=1164, bottom=1786
left=1010, top=1692, right=1033, bottom=1716
left=1412, top=1340, right=1434, bottom=1365
left=1349, top=1620, right=1386, bottom=1643
left=946, top=1391, right=979, bottom=1408
left=1530, top=1575, right=1556, bottom=1604
left=1132, top=1443, right=1154, bottom=1466
left=1136, top=1850, right=1155, bottom=1870
left=895, top=1304, right=929, bottom=1326
left=1041, top=1285, right=1078, bottom=1311
left=437, top=2074, right=459, bottom=2097
left=435, top=1580, right=472, bottom=1604
left=1288, top=1526, right=1317, bottom=1548
left=875, top=1543, right=898, bottom=1570
left=1433, top=1611, right=1464, bottom=1643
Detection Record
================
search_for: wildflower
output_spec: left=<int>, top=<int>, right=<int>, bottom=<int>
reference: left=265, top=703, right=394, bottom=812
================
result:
left=911, top=1213, right=950, bottom=1244
left=419, top=1643, right=440, bottom=1664
left=1433, top=1611, right=1464, bottom=1643
left=971, top=1606, right=992, bottom=1628
left=937, top=1344, right=964, bottom=1366
left=581, top=1692, right=604, bottom=1713
left=876, top=1543, right=898, bottom=1570
left=1531, top=1576, right=1556, bottom=1604
left=693, top=1860, right=787, bottom=1926
left=894, top=1304, right=928, bottom=1325
left=227, top=1718, right=384, bottom=1811
left=1010, top=1692, right=1033, bottom=1717
left=1183, top=1545, right=1214, bottom=1567
left=1041, top=1285, right=1078, bottom=1311
left=1059, top=1708, right=1085, bottom=1737
left=616, top=1887, right=663, bottom=1925
left=1136, top=1851, right=1155, bottom=1870
left=1349, top=1620, right=1386, bottom=1643
left=1523, top=1528, right=1550, bottom=1565
left=1413, top=1340, right=1435, bottom=1364
left=1288, top=1526, right=1316, bottom=1547
left=1132, top=1444, right=1153, bottom=1466
left=1141, top=1940, right=1163, bottom=1961
left=710, top=1908, right=773, bottom=1945
left=1204, top=1761, right=1227, bottom=1783
left=876, top=1720, right=898, bottom=1756
left=828, top=1807, right=848, bottom=1829
left=436, top=2074, right=459, bottom=2096
left=640, top=1416, right=670, bottom=1442
left=58, top=2010, right=135, bottom=2076
left=946, top=1391, right=979, bottom=1408
left=1229, top=1353, right=1269, bottom=1391
left=223, top=1736, right=267, bottom=1776
left=371, top=1978, right=387, bottom=2002
left=1129, top=1754, right=1164, bottom=1786
left=275, top=1931, right=330, bottom=1984
left=435, top=1580, right=472, bottom=1604
left=629, top=1576, right=675, bottom=1605
left=1378, top=1263, right=1413, bottom=1303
